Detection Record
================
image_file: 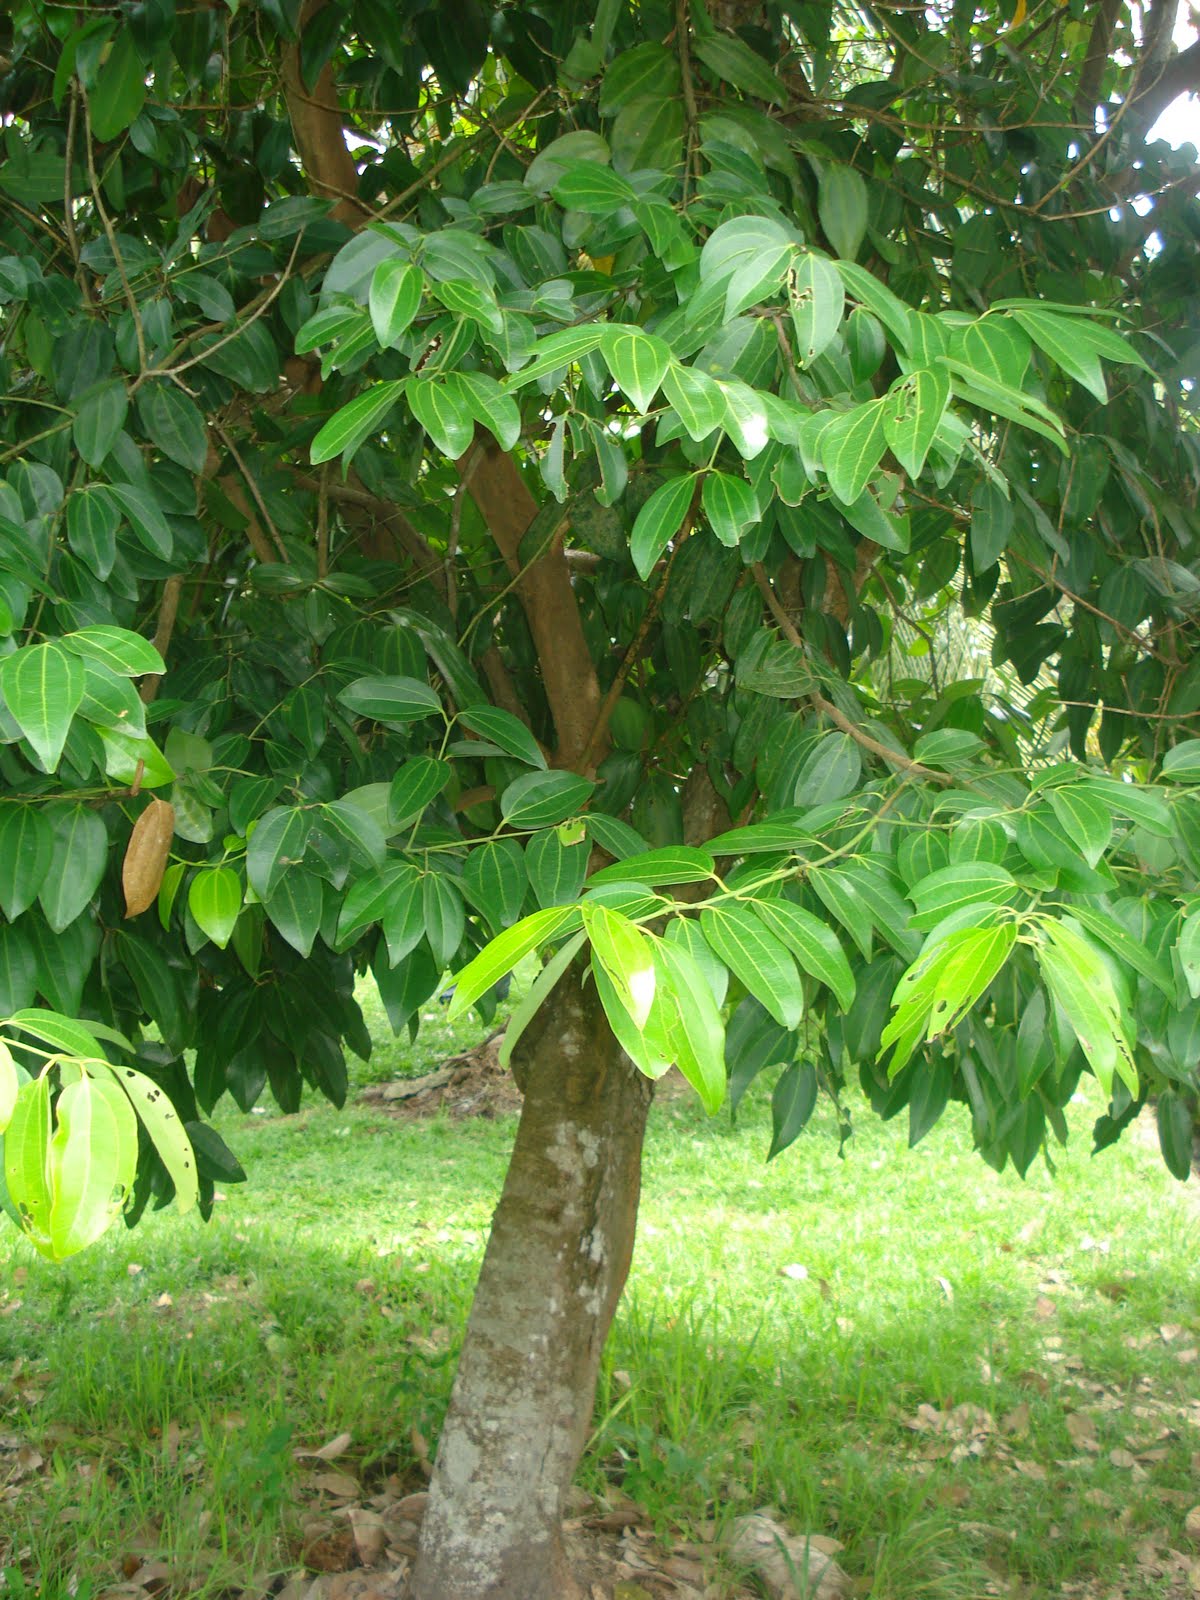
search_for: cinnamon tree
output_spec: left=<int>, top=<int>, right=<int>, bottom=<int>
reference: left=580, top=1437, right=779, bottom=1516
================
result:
left=0, top=1, right=1199, bottom=1595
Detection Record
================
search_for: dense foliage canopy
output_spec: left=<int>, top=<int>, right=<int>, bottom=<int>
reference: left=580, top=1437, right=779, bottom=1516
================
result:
left=0, top=0, right=1199, bottom=1263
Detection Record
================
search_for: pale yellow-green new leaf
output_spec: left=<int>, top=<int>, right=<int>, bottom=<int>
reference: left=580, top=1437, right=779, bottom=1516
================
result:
left=1037, top=921, right=1137, bottom=1098
left=0, top=1039, right=18, bottom=1133
left=48, top=1072, right=137, bottom=1259
left=4, top=1075, right=53, bottom=1254
left=114, top=1064, right=199, bottom=1214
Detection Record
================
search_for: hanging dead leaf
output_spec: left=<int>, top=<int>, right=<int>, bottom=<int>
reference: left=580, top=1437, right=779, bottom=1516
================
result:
left=122, top=799, right=175, bottom=917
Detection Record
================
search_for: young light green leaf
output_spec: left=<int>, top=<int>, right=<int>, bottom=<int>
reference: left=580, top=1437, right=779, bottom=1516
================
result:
left=4, top=1075, right=53, bottom=1254
left=499, top=931, right=588, bottom=1068
left=630, top=473, right=697, bottom=579
left=48, top=1073, right=136, bottom=1259
left=448, top=905, right=583, bottom=1019
left=407, top=375, right=476, bottom=458
left=908, top=863, right=1019, bottom=931
left=584, top=903, right=657, bottom=1028
left=1037, top=920, right=1137, bottom=1098
left=451, top=371, right=522, bottom=451
left=188, top=866, right=242, bottom=949
left=0, top=1040, right=19, bottom=1134
left=115, top=1064, right=199, bottom=1214
left=657, top=941, right=726, bottom=1114
left=1046, top=786, right=1113, bottom=868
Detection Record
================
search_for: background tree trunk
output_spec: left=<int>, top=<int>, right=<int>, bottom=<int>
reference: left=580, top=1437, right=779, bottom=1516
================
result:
left=409, top=976, right=652, bottom=1600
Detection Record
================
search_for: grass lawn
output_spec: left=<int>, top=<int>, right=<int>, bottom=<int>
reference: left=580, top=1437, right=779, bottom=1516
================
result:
left=2, top=982, right=1199, bottom=1599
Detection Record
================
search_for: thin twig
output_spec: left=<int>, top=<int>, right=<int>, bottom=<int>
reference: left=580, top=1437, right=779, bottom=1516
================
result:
left=83, top=93, right=146, bottom=372
left=140, top=577, right=184, bottom=705
left=751, top=564, right=951, bottom=785
left=215, top=425, right=287, bottom=560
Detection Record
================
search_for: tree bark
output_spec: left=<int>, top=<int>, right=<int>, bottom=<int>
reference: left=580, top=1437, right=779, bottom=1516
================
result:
left=409, top=976, right=652, bottom=1600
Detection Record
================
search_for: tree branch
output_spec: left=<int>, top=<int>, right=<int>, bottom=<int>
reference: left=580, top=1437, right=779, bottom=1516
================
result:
left=282, top=0, right=369, bottom=225
left=1075, top=0, right=1120, bottom=123
left=458, top=437, right=603, bottom=772
left=1130, top=37, right=1200, bottom=136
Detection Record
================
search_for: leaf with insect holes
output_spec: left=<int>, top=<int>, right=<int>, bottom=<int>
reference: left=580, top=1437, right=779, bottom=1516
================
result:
left=883, top=366, right=950, bottom=480
left=788, top=253, right=844, bottom=365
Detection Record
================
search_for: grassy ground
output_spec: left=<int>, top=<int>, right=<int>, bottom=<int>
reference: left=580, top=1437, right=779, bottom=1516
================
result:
left=2, top=984, right=1199, bottom=1599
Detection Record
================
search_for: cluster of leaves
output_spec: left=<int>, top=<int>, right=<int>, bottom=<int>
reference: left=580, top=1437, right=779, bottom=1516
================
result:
left=0, top=0, right=1197, bottom=1256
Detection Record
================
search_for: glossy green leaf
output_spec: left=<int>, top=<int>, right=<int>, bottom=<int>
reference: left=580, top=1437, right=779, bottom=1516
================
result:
left=462, top=839, right=527, bottom=931
left=188, top=867, right=242, bottom=949
left=693, top=32, right=784, bottom=104
left=0, top=806, right=54, bottom=920
left=630, top=473, right=696, bottom=579
left=600, top=327, right=672, bottom=413
left=590, top=846, right=716, bottom=888
left=662, top=364, right=726, bottom=442
left=407, top=375, right=476, bottom=458
left=62, top=626, right=164, bottom=677
left=246, top=806, right=311, bottom=900
left=136, top=381, right=209, bottom=473
left=4, top=1076, right=53, bottom=1254
left=788, top=252, right=844, bottom=365
left=369, top=258, right=424, bottom=348
left=883, top=366, right=950, bottom=480
left=389, top=757, right=452, bottom=825
left=89, top=32, right=146, bottom=140
left=448, top=905, right=582, bottom=1019
left=767, top=1060, right=818, bottom=1159
left=526, top=826, right=589, bottom=909
left=0, top=644, right=84, bottom=771
left=73, top=380, right=128, bottom=468
left=48, top=1073, right=136, bottom=1259
left=908, top=863, right=1019, bottom=931
left=752, top=900, right=856, bottom=1011
left=458, top=704, right=546, bottom=768
left=39, top=805, right=107, bottom=933
left=552, top=160, right=636, bottom=214
left=310, top=381, right=407, bottom=464
left=500, top=770, right=596, bottom=829
left=338, top=675, right=442, bottom=724
left=819, top=166, right=868, bottom=261
left=657, top=940, right=726, bottom=1114
left=108, top=483, right=173, bottom=559
left=700, top=903, right=803, bottom=1029
left=701, top=471, right=760, bottom=547
left=821, top=400, right=889, bottom=505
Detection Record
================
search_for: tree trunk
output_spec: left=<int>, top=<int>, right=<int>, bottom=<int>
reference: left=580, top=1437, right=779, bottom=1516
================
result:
left=409, top=975, right=652, bottom=1600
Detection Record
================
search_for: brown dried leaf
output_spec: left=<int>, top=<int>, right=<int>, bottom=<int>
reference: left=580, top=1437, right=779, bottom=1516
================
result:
left=1066, top=1413, right=1099, bottom=1452
left=122, top=799, right=175, bottom=917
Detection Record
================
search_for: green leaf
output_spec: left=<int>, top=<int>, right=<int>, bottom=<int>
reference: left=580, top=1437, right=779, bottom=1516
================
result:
left=310, top=381, right=407, bottom=465
left=1011, top=307, right=1108, bottom=402
left=610, top=93, right=685, bottom=175
left=692, top=32, right=784, bottom=105
left=136, top=381, right=209, bottom=473
left=499, top=932, right=588, bottom=1069
left=1046, top=786, right=1113, bottom=868
left=66, top=487, right=119, bottom=580
left=337, top=862, right=421, bottom=962
left=458, top=704, right=546, bottom=768
left=0, top=927, right=35, bottom=1017
left=507, top=327, right=609, bottom=388
left=883, top=366, right=950, bottom=480
left=525, top=130, right=611, bottom=193
left=630, top=473, right=697, bottom=579
left=788, top=252, right=844, bottom=366
left=717, top=380, right=771, bottom=459
left=246, top=807, right=311, bottom=900
left=0, top=643, right=84, bottom=770
left=389, top=757, right=452, bottom=825
left=908, top=863, right=1018, bottom=931
left=939, top=359, right=1068, bottom=454
left=4, top=1076, right=53, bottom=1254
left=723, top=242, right=794, bottom=322
left=1162, top=740, right=1200, bottom=781
left=39, top=805, right=107, bottom=933
left=701, top=471, right=760, bottom=547
left=407, top=375, right=476, bottom=458
left=369, top=258, right=424, bottom=348
left=0, top=806, right=53, bottom=919
left=662, top=364, right=726, bottom=442
left=73, top=380, right=128, bottom=468
left=0, top=1040, right=17, bottom=1134
left=1156, top=1090, right=1193, bottom=1182
left=590, top=846, right=716, bottom=888
left=263, top=870, right=323, bottom=958
left=188, top=867, right=242, bottom=949
left=62, top=626, right=164, bottom=677
left=821, top=400, right=889, bottom=505
left=89, top=32, right=146, bottom=141
left=448, top=905, right=582, bottom=1019
left=600, top=327, right=672, bottom=413
left=114, top=1063, right=199, bottom=1214
left=1037, top=920, right=1137, bottom=1098
left=657, top=941, right=726, bottom=1114
left=751, top=900, right=856, bottom=1011
left=49, top=1073, right=136, bottom=1259
left=700, top=903, right=804, bottom=1029
left=501, top=770, right=596, bottom=829
left=600, top=43, right=681, bottom=113
left=338, top=674, right=443, bottom=724
left=793, top=732, right=862, bottom=807
left=108, top=482, right=173, bottom=559
left=462, top=839, right=527, bottom=931
left=970, top=479, right=1013, bottom=573
left=835, top=261, right=913, bottom=351
left=807, top=866, right=875, bottom=959
left=552, top=160, right=637, bottom=214
left=1068, top=903, right=1174, bottom=1002
left=526, top=827, right=590, bottom=909
left=423, top=872, right=465, bottom=968
left=584, top=903, right=658, bottom=1028
left=767, top=1060, right=818, bottom=1159
left=451, top=371, right=522, bottom=452
left=819, top=165, right=869, bottom=261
